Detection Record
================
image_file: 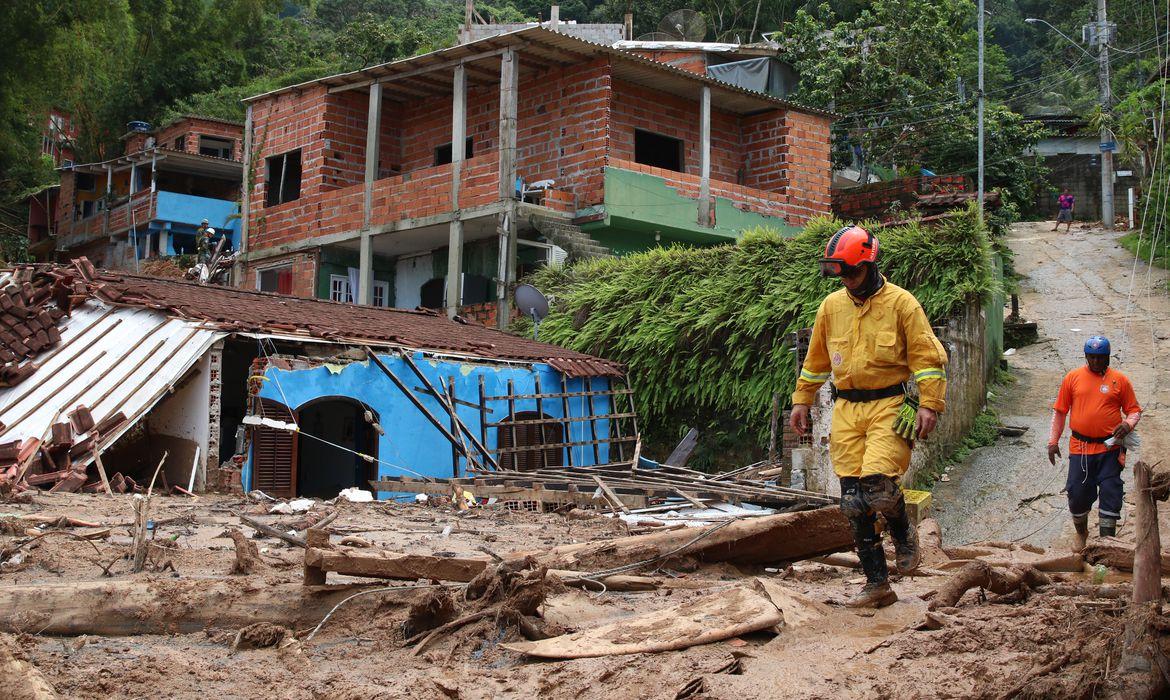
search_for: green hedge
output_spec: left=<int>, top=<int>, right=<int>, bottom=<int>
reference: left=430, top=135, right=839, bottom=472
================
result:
left=520, top=206, right=998, bottom=467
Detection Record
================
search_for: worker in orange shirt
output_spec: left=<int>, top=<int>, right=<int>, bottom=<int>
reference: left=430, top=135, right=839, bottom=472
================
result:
left=1047, top=336, right=1141, bottom=550
left=790, top=225, right=948, bottom=608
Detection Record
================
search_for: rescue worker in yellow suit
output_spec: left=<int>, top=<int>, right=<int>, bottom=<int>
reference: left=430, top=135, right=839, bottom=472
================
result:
left=789, top=225, right=948, bottom=608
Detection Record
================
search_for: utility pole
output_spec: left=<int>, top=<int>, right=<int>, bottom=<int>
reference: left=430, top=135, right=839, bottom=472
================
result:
left=977, top=0, right=985, bottom=223
left=1097, top=0, right=1115, bottom=230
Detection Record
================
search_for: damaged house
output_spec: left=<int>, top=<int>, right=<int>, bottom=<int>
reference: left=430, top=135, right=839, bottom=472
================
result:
left=0, top=261, right=631, bottom=499
left=237, top=26, right=833, bottom=322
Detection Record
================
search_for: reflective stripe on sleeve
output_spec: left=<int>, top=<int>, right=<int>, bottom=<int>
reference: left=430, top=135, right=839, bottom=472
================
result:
left=800, top=369, right=831, bottom=382
left=913, top=368, right=946, bottom=381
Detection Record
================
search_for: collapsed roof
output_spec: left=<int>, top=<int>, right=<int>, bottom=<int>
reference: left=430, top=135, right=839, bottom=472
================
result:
left=0, top=260, right=624, bottom=391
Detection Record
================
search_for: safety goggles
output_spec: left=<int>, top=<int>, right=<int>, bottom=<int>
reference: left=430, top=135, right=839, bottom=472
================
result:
left=819, top=259, right=861, bottom=278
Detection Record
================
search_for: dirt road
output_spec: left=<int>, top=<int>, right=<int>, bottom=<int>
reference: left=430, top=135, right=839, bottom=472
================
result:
left=933, top=220, right=1170, bottom=547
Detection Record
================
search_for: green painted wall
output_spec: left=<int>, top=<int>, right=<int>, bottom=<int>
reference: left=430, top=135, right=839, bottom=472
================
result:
left=580, top=167, right=802, bottom=254
left=316, top=248, right=396, bottom=303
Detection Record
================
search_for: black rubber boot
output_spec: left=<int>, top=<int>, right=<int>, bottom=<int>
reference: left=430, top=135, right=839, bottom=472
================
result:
left=1099, top=517, right=1117, bottom=538
left=849, top=541, right=897, bottom=608
left=861, top=475, right=920, bottom=574
left=844, top=507, right=896, bottom=609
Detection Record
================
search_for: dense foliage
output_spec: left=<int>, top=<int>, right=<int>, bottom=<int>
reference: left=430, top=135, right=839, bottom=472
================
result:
left=519, top=207, right=997, bottom=466
left=0, top=1, right=1163, bottom=242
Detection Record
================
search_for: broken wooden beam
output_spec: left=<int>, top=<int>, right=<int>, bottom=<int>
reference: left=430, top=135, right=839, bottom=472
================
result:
left=516, top=505, right=853, bottom=571
left=303, top=545, right=490, bottom=584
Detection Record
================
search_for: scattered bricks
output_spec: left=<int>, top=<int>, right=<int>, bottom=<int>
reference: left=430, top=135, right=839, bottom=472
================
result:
left=1, top=362, right=36, bottom=387
left=68, top=405, right=95, bottom=433
left=49, top=469, right=88, bottom=493
left=17, top=438, right=42, bottom=464
left=26, top=469, right=70, bottom=486
left=92, top=411, right=127, bottom=436
left=0, top=441, right=20, bottom=463
left=50, top=422, right=73, bottom=448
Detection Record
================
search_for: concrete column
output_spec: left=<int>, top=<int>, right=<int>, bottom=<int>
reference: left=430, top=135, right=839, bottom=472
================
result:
left=105, top=165, right=113, bottom=197
left=359, top=82, right=383, bottom=305
left=446, top=64, right=467, bottom=318
left=150, top=151, right=157, bottom=193
left=495, top=48, right=519, bottom=329
left=698, top=86, right=711, bottom=227
left=240, top=104, right=252, bottom=254
left=550, top=5, right=560, bottom=30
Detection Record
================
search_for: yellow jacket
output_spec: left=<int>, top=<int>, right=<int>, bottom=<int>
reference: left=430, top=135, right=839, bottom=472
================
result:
left=792, top=278, right=948, bottom=413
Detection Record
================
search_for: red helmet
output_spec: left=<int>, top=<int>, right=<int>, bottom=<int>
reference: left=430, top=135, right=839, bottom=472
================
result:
left=820, top=225, right=878, bottom=277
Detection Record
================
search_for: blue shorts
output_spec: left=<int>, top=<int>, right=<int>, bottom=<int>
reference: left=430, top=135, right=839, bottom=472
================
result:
left=1067, top=450, right=1124, bottom=519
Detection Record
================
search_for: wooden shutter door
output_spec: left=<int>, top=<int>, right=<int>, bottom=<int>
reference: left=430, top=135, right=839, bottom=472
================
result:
left=252, top=398, right=297, bottom=497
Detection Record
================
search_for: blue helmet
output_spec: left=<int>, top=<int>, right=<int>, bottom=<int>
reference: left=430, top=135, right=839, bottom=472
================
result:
left=1084, top=336, right=1111, bottom=356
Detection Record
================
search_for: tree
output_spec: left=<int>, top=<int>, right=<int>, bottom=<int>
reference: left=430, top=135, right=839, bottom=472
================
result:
left=780, top=0, right=1042, bottom=210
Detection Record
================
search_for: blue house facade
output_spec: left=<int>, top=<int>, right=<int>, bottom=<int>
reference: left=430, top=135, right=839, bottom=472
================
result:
left=243, top=350, right=626, bottom=498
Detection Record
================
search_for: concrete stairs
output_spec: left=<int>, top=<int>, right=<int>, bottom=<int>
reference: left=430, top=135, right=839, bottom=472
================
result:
left=528, top=213, right=612, bottom=262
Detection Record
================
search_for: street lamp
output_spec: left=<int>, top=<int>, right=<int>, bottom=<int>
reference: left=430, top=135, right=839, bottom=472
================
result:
left=1025, top=13, right=1114, bottom=230
left=1023, top=18, right=1096, bottom=61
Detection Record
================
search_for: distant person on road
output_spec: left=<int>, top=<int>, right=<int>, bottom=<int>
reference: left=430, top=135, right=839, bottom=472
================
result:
left=790, top=225, right=948, bottom=608
left=1047, top=336, right=1142, bottom=551
left=1053, top=188, right=1075, bottom=232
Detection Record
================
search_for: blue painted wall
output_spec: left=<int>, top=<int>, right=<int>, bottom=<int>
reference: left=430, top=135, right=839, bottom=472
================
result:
left=243, top=351, right=615, bottom=497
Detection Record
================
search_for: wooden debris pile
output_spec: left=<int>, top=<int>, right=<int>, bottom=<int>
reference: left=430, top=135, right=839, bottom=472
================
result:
left=373, top=461, right=836, bottom=512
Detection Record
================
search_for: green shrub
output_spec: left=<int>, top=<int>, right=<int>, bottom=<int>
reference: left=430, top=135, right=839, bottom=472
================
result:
left=520, top=205, right=999, bottom=467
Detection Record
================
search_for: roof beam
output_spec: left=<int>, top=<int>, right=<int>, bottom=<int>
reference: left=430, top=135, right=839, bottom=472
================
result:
left=329, top=46, right=517, bottom=94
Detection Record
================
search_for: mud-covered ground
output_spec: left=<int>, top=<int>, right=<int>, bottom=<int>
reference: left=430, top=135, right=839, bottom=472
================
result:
left=3, top=220, right=1167, bottom=698
left=0, top=489, right=1147, bottom=699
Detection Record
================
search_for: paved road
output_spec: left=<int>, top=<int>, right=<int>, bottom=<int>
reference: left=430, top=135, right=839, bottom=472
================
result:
left=932, top=220, right=1170, bottom=547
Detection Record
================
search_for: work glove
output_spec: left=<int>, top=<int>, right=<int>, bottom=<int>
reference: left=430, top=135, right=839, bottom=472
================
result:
left=893, top=395, right=920, bottom=441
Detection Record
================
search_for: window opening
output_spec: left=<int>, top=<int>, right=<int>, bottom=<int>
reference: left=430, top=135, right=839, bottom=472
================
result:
left=258, top=265, right=294, bottom=295
left=434, top=137, right=474, bottom=166
left=265, top=149, right=302, bottom=206
left=634, top=129, right=684, bottom=172
left=199, top=135, right=233, bottom=159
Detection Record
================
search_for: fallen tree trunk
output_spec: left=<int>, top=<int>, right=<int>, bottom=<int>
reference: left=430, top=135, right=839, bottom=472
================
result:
left=516, top=506, right=852, bottom=571
left=1081, top=540, right=1170, bottom=574
left=928, top=561, right=1052, bottom=610
left=0, top=633, right=59, bottom=699
left=0, top=579, right=421, bottom=636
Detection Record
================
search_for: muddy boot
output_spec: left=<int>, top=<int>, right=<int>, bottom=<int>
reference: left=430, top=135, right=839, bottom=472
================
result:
left=886, top=513, right=921, bottom=574
left=1099, top=516, right=1117, bottom=538
left=1071, top=515, right=1089, bottom=552
left=848, top=543, right=897, bottom=609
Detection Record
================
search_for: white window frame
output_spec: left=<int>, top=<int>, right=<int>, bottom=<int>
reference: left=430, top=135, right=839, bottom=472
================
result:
left=198, top=135, right=233, bottom=159
left=329, top=274, right=389, bottom=307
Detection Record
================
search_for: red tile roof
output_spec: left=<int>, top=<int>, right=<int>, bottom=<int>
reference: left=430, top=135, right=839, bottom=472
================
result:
left=4, top=260, right=624, bottom=378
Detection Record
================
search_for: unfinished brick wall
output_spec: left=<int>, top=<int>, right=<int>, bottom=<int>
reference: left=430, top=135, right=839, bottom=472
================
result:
left=250, top=85, right=331, bottom=204
left=609, top=79, right=742, bottom=185
left=832, top=175, right=968, bottom=222
left=156, top=118, right=244, bottom=161
left=778, top=111, right=832, bottom=222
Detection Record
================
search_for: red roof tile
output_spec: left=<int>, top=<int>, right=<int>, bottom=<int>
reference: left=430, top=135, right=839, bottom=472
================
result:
left=4, top=261, right=625, bottom=378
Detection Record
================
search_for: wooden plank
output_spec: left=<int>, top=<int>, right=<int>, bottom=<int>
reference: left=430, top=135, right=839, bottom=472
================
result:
left=559, top=374, right=574, bottom=468
left=484, top=388, right=634, bottom=401
left=591, top=475, right=629, bottom=514
left=369, top=478, right=648, bottom=509
left=304, top=546, right=490, bottom=583
left=484, top=412, right=637, bottom=427
left=492, top=436, right=636, bottom=454
left=673, top=487, right=706, bottom=509
left=586, top=377, right=600, bottom=465
left=534, top=375, right=549, bottom=470
left=664, top=427, right=699, bottom=468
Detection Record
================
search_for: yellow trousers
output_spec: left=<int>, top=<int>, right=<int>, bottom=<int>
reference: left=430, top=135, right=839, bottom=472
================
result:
left=829, top=395, right=912, bottom=478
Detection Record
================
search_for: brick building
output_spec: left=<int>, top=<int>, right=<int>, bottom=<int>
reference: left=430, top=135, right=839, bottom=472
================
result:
left=24, top=108, right=78, bottom=260
left=51, top=116, right=244, bottom=269
left=238, top=27, right=833, bottom=323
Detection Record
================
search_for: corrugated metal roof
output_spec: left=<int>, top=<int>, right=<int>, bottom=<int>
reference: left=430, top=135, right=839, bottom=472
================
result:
left=0, top=302, right=224, bottom=463
left=243, top=26, right=836, bottom=119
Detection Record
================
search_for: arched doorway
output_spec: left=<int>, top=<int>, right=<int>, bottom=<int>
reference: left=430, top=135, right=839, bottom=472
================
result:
left=296, top=397, right=379, bottom=498
left=497, top=411, right=565, bottom=471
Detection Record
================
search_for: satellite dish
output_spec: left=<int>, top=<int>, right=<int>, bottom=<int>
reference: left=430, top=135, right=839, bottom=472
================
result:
left=514, top=284, right=550, bottom=340
left=658, top=9, right=708, bottom=42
